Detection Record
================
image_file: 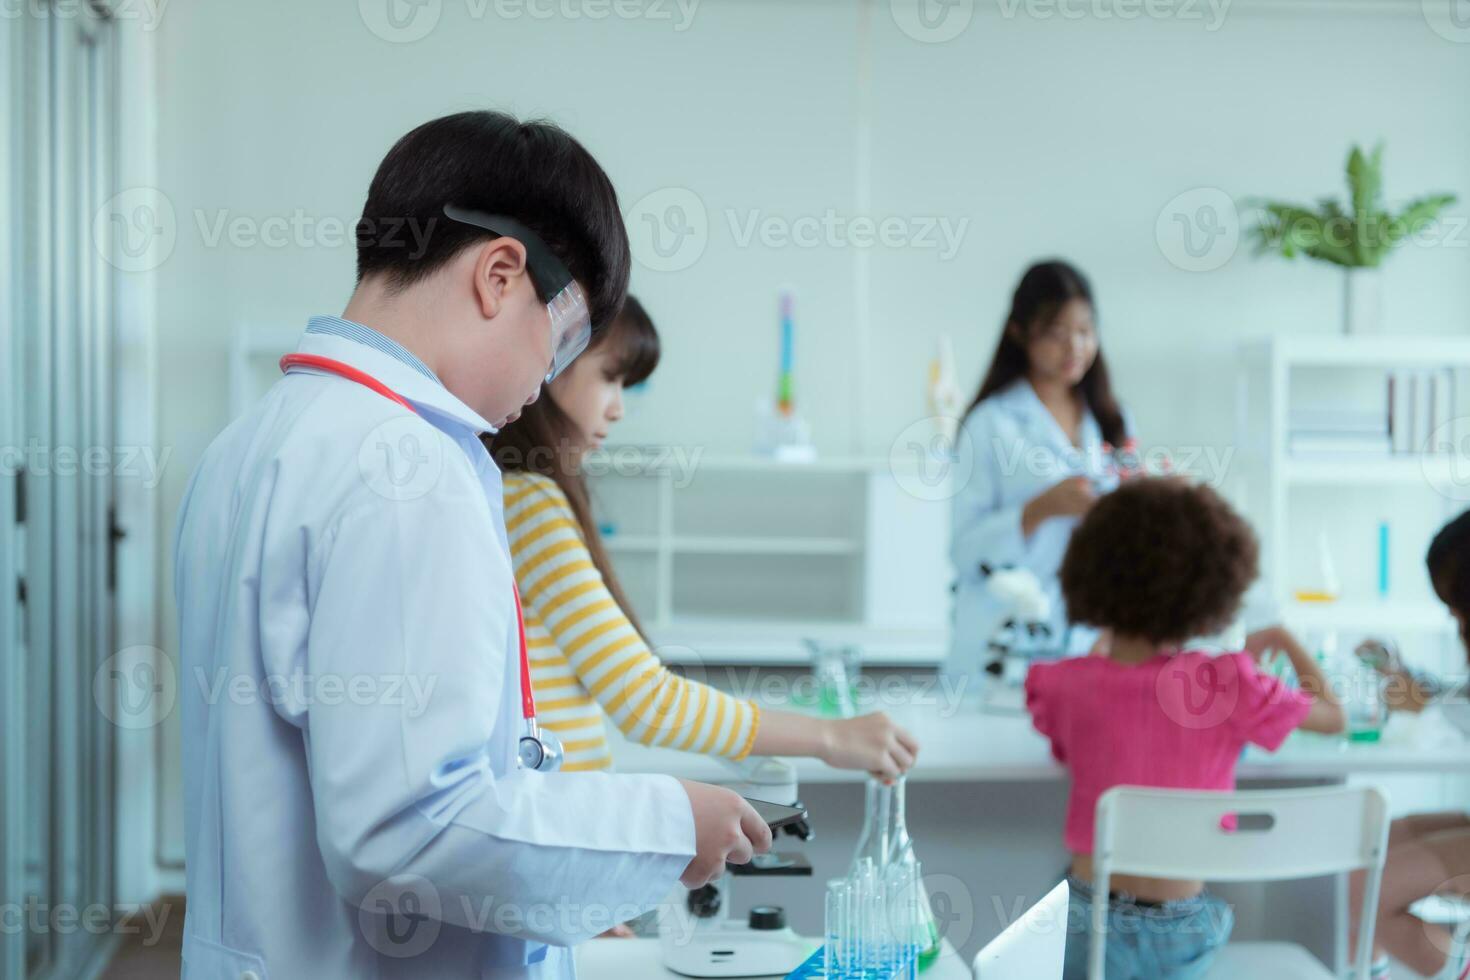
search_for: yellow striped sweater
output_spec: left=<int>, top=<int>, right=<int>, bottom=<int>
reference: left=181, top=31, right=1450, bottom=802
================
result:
left=503, top=471, right=760, bottom=772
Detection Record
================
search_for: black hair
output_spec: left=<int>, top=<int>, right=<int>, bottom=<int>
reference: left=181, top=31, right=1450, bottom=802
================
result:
left=1428, top=510, right=1470, bottom=648
left=603, top=295, right=660, bottom=388
left=1060, top=478, right=1259, bottom=645
left=488, top=295, right=662, bottom=638
left=355, top=110, right=630, bottom=333
left=967, top=259, right=1127, bottom=447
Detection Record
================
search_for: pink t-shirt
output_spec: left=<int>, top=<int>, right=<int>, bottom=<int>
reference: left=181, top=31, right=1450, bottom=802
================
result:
left=1025, top=651, right=1312, bottom=854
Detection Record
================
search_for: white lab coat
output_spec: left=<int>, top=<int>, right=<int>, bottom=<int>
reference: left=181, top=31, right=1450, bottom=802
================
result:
left=173, top=328, right=696, bottom=980
left=948, top=379, right=1127, bottom=669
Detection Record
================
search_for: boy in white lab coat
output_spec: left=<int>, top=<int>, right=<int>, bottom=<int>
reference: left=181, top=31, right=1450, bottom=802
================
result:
left=172, top=111, right=770, bottom=979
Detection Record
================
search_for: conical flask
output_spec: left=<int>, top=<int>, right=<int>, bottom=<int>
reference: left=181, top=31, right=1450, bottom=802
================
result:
left=884, top=777, right=942, bottom=966
left=848, top=778, right=892, bottom=876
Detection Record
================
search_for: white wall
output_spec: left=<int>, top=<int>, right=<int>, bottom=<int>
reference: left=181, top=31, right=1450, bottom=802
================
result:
left=148, top=0, right=1470, bottom=866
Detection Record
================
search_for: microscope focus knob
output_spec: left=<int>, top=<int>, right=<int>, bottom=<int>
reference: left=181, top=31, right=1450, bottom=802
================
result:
left=748, top=906, right=786, bottom=931
left=687, top=883, right=721, bottom=919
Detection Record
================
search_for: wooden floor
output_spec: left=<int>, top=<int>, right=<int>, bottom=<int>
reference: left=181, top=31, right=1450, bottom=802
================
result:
left=99, top=896, right=184, bottom=980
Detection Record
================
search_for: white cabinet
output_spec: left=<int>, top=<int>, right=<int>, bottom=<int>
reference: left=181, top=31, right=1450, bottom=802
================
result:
left=1235, top=335, right=1470, bottom=815
left=588, top=452, right=952, bottom=665
left=1234, top=335, right=1470, bottom=645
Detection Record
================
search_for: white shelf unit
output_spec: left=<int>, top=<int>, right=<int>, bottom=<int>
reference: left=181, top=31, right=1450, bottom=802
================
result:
left=1237, top=335, right=1470, bottom=817
left=1235, top=335, right=1470, bottom=641
left=227, top=330, right=956, bottom=667
left=587, top=451, right=952, bottom=666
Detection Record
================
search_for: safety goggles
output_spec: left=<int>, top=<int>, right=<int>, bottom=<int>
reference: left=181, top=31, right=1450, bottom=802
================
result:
left=442, top=205, right=592, bottom=382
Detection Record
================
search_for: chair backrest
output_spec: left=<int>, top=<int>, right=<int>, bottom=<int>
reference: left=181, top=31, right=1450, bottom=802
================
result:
left=973, top=880, right=1069, bottom=979
left=1089, top=785, right=1390, bottom=980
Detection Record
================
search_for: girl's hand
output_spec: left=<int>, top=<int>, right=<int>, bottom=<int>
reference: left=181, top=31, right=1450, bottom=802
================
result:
left=1023, top=477, right=1096, bottom=535
left=1355, top=638, right=1404, bottom=677
left=818, top=713, right=919, bottom=780
left=1244, top=625, right=1287, bottom=661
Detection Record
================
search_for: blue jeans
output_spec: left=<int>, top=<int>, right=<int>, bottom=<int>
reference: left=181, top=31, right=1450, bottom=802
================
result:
left=1061, top=875, right=1233, bottom=980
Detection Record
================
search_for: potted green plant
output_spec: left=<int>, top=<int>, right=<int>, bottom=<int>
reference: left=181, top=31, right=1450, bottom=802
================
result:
left=1248, top=143, right=1457, bottom=334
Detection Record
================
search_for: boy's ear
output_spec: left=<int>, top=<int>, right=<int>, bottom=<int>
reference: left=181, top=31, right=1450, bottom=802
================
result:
left=471, top=237, right=530, bottom=320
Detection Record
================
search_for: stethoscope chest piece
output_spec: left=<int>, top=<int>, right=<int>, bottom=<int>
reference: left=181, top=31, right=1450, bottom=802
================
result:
left=519, top=721, right=564, bottom=773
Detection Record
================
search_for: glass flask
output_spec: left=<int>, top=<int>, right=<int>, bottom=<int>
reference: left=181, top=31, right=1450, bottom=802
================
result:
left=849, top=778, right=893, bottom=875
left=884, top=778, right=942, bottom=966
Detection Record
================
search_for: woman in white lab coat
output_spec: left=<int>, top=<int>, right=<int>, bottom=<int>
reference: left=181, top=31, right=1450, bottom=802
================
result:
left=949, top=260, right=1132, bottom=675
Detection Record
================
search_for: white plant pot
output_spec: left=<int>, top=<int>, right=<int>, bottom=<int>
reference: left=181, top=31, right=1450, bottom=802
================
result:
left=1343, top=267, right=1384, bottom=335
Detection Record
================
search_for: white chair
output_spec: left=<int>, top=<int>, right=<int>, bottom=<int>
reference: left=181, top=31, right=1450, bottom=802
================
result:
left=1090, top=785, right=1390, bottom=980
left=973, top=880, right=1070, bottom=978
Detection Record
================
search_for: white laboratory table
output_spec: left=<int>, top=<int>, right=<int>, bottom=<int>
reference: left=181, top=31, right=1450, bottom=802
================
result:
left=575, top=937, right=972, bottom=980
left=604, top=701, right=1470, bottom=972
left=609, top=701, right=1470, bottom=784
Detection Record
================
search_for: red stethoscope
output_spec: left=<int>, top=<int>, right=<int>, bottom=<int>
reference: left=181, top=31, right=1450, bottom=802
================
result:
left=282, top=353, right=564, bottom=773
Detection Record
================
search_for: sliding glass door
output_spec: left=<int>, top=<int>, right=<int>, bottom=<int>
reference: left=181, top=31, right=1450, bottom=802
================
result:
left=5, top=3, right=120, bottom=978
left=2, top=10, right=25, bottom=980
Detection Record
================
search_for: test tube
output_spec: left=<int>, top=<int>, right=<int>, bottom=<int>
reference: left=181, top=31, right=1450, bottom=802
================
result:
left=905, top=861, right=926, bottom=978
left=862, top=861, right=884, bottom=976
left=882, top=875, right=893, bottom=980
left=824, top=878, right=847, bottom=977
left=883, top=862, right=905, bottom=979
left=878, top=864, right=894, bottom=978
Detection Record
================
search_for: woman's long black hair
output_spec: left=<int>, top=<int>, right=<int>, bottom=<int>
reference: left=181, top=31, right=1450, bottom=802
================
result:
left=967, top=259, right=1127, bottom=447
left=1428, top=510, right=1470, bottom=650
left=486, top=296, right=660, bottom=638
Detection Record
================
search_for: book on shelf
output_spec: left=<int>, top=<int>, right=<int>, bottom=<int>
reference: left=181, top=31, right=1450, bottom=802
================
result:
left=1288, top=408, right=1386, bottom=435
left=1388, top=368, right=1457, bottom=454
left=1286, top=367, right=1459, bottom=458
left=1288, top=433, right=1393, bottom=456
left=1288, top=407, right=1390, bottom=457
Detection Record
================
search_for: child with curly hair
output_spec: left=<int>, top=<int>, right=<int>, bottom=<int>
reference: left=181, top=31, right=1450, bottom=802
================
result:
left=1026, top=477, right=1346, bottom=979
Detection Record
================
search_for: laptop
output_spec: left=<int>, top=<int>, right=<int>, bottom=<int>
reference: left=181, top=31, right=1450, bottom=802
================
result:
left=973, top=880, right=1070, bottom=978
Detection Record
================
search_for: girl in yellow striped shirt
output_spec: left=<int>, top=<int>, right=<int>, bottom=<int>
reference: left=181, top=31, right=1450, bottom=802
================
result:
left=487, top=297, right=918, bottom=777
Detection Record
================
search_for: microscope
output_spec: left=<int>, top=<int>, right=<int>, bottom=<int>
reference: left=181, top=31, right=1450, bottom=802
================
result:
left=973, top=564, right=1057, bottom=713
left=659, top=756, right=815, bottom=978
